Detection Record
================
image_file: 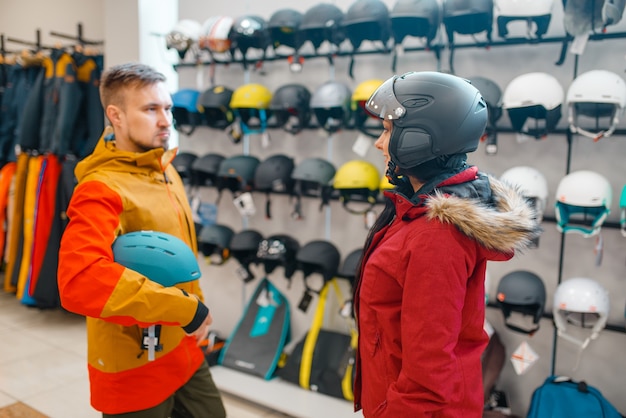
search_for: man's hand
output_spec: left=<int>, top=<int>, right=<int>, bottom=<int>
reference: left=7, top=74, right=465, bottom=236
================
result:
left=186, top=312, right=213, bottom=346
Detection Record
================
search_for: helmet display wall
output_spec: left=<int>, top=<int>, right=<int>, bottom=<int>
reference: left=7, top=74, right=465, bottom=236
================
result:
left=165, top=4, right=626, bottom=416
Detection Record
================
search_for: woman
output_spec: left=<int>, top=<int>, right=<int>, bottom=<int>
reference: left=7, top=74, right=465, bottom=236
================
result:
left=352, top=71, right=540, bottom=417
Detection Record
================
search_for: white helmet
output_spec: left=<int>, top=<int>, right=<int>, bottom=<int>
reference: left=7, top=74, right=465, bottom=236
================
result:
left=500, top=166, right=549, bottom=221
left=555, top=170, right=612, bottom=237
left=553, top=277, right=610, bottom=349
left=563, top=0, right=625, bottom=36
left=566, top=70, right=626, bottom=141
left=166, top=19, right=202, bottom=59
left=199, top=16, right=234, bottom=53
left=502, top=72, right=564, bottom=138
left=494, top=0, right=555, bottom=38
left=619, top=186, right=626, bottom=237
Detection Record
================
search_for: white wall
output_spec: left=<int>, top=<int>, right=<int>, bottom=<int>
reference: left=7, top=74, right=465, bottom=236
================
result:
left=2, top=0, right=626, bottom=415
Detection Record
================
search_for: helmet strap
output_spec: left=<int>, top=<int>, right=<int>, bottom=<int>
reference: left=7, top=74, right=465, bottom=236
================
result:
left=385, top=160, right=403, bottom=186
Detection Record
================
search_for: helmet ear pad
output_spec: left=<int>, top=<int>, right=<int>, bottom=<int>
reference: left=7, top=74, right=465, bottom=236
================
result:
left=389, top=125, right=434, bottom=169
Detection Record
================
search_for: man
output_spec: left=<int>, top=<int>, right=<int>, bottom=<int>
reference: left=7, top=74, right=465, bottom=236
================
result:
left=58, top=62, right=226, bottom=417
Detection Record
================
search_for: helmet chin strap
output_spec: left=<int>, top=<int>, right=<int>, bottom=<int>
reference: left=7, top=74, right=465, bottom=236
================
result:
left=385, top=160, right=403, bottom=186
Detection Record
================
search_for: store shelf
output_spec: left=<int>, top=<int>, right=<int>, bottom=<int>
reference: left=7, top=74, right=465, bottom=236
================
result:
left=211, top=365, right=362, bottom=418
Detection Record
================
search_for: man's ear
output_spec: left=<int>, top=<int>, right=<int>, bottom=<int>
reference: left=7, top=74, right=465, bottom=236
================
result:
left=106, top=105, right=122, bottom=126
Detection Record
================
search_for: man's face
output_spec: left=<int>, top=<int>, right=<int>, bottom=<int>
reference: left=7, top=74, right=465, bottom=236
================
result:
left=112, top=81, right=173, bottom=152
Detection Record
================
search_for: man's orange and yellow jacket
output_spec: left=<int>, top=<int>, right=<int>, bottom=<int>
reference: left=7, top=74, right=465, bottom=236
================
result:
left=58, top=129, right=207, bottom=414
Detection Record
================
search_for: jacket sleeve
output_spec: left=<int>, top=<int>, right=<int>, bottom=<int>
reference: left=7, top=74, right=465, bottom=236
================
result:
left=57, top=180, right=207, bottom=330
left=382, top=224, right=480, bottom=417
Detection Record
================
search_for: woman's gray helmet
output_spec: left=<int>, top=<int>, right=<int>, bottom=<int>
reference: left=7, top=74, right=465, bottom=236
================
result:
left=365, top=71, right=488, bottom=169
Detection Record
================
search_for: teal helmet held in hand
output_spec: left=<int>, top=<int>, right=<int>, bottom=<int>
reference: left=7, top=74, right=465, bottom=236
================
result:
left=112, top=231, right=201, bottom=287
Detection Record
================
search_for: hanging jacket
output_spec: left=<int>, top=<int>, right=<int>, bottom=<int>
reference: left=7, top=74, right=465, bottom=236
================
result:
left=57, top=129, right=207, bottom=414
left=72, top=53, right=104, bottom=158
left=0, top=63, right=43, bottom=161
left=353, top=167, right=539, bottom=418
left=20, top=49, right=83, bottom=155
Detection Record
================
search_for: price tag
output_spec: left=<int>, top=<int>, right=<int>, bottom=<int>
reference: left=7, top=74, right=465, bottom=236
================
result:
left=570, top=33, right=589, bottom=55
left=233, top=192, right=256, bottom=217
left=365, top=209, right=377, bottom=229
left=261, top=131, right=270, bottom=148
left=298, top=291, right=314, bottom=312
left=352, top=133, right=372, bottom=157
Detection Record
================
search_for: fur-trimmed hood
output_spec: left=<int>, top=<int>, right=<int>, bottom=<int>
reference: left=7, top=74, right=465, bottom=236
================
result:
left=424, top=174, right=541, bottom=254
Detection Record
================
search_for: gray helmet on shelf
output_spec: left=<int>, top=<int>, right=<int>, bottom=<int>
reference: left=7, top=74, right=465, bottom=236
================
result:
left=172, top=152, right=198, bottom=183
left=257, top=234, right=301, bottom=280
left=296, top=240, right=341, bottom=292
left=390, top=0, right=440, bottom=46
left=365, top=71, right=487, bottom=169
left=191, top=153, right=226, bottom=187
left=198, top=223, right=234, bottom=265
left=337, top=247, right=363, bottom=288
left=342, top=0, right=392, bottom=52
left=268, top=8, right=304, bottom=51
left=496, top=270, right=547, bottom=335
left=269, top=83, right=312, bottom=135
left=291, top=157, right=336, bottom=197
left=310, top=81, right=353, bottom=133
left=299, top=3, right=346, bottom=52
left=216, top=154, right=261, bottom=194
left=230, top=229, right=264, bottom=282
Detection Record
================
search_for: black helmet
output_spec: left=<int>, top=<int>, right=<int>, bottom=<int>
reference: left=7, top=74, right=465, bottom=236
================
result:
left=172, top=152, right=198, bottom=183
left=270, top=84, right=312, bottom=135
left=291, top=157, right=337, bottom=219
left=198, top=223, right=234, bottom=265
left=365, top=71, right=487, bottom=169
left=197, top=85, right=235, bottom=130
left=230, top=229, right=264, bottom=282
left=342, top=0, right=392, bottom=52
left=268, top=8, right=304, bottom=51
left=216, top=155, right=261, bottom=195
left=443, top=0, right=494, bottom=73
left=229, top=15, right=271, bottom=66
left=296, top=240, right=341, bottom=293
left=191, top=153, right=226, bottom=187
left=343, top=0, right=392, bottom=78
left=496, top=270, right=546, bottom=335
left=299, top=3, right=346, bottom=52
left=257, top=234, right=300, bottom=281
left=337, top=247, right=363, bottom=288
left=391, top=0, right=440, bottom=46
left=255, top=154, right=296, bottom=219
left=310, top=81, right=353, bottom=133
left=468, top=76, right=503, bottom=126
left=467, top=76, right=502, bottom=155
left=254, top=154, right=296, bottom=193
left=291, top=157, right=336, bottom=198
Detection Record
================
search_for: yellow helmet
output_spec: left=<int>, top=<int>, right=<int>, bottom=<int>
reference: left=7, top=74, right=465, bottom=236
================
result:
left=333, top=160, right=381, bottom=214
left=379, top=173, right=395, bottom=192
left=351, top=79, right=385, bottom=110
left=230, top=83, right=272, bottom=109
left=351, top=79, right=385, bottom=138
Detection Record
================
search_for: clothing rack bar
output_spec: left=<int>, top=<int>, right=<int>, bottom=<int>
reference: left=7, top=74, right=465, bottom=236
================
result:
left=6, top=29, right=53, bottom=51
left=49, top=22, right=104, bottom=46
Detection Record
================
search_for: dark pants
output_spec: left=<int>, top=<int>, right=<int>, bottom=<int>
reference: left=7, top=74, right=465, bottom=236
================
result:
left=103, top=361, right=226, bottom=418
